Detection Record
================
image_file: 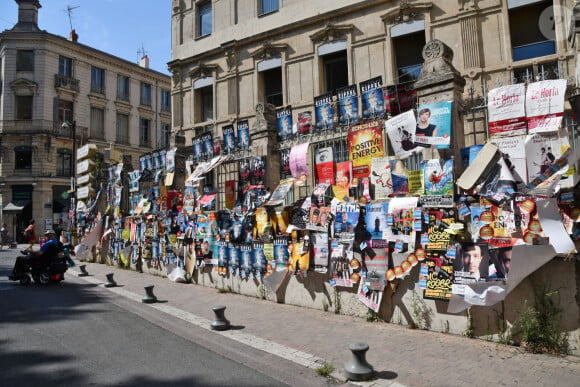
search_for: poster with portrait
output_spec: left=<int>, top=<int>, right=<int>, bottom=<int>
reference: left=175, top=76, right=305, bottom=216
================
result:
left=384, top=83, right=417, bottom=116
left=289, top=142, right=309, bottom=184
left=249, top=156, right=266, bottom=186
left=337, top=84, right=359, bottom=126
left=308, top=206, right=332, bottom=232
left=276, top=106, right=293, bottom=141
left=370, top=157, right=393, bottom=200
left=273, top=236, right=289, bottom=271
left=315, top=146, right=334, bottom=184
left=360, top=76, right=384, bottom=120
left=222, top=124, right=236, bottom=154
left=487, top=83, right=526, bottom=137
left=253, top=242, right=267, bottom=275
left=365, top=202, right=390, bottom=239
left=314, top=93, right=334, bottom=131
left=280, top=148, right=291, bottom=177
left=525, top=79, right=566, bottom=134
left=228, top=243, right=240, bottom=271
left=452, top=243, right=494, bottom=295
left=202, top=132, right=214, bottom=159
left=311, top=232, right=329, bottom=272
left=237, top=120, right=250, bottom=150
left=333, top=202, right=360, bottom=238
left=348, top=120, right=385, bottom=179
left=333, top=161, right=352, bottom=201
left=193, top=136, right=203, bottom=162
left=238, top=158, right=250, bottom=190
left=525, top=131, right=564, bottom=182
left=385, top=110, right=417, bottom=158
left=298, top=111, right=312, bottom=135
left=415, top=101, right=452, bottom=149
left=421, top=158, right=454, bottom=196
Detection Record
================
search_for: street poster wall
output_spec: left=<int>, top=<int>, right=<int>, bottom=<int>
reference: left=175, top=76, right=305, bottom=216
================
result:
left=348, top=120, right=385, bottom=179
left=337, top=84, right=359, bottom=126
left=488, top=84, right=526, bottom=137
left=415, top=101, right=452, bottom=149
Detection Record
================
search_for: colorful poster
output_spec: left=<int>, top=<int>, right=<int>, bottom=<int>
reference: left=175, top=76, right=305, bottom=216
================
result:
left=407, top=170, right=425, bottom=195
left=315, top=146, right=334, bottom=184
left=421, top=158, right=454, bottom=195
left=385, top=197, right=419, bottom=244
left=266, top=178, right=294, bottom=206
left=237, top=120, right=250, bottom=150
left=525, top=79, right=566, bottom=133
left=348, top=120, right=384, bottom=179
left=384, top=83, right=417, bottom=116
left=249, top=156, right=266, bottom=186
left=308, top=206, right=332, bottom=232
left=337, top=85, right=359, bottom=126
left=415, top=101, right=452, bottom=149
left=289, top=142, right=310, bottom=183
left=222, top=124, right=236, bottom=154
left=424, top=254, right=454, bottom=301
left=276, top=106, right=293, bottom=140
left=298, top=111, right=312, bottom=135
left=385, top=110, right=417, bottom=158
left=330, top=241, right=354, bottom=287
left=425, top=209, right=456, bottom=251
left=360, top=76, right=384, bottom=120
left=525, top=132, right=564, bottom=181
left=370, top=157, right=393, bottom=200
left=280, top=148, right=291, bottom=177
left=202, top=132, right=214, bottom=159
left=333, top=161, right=352, bottom=201
left=333, top=202, right=360, bottom=238
left=193, top=136, right=203, bottom=161
left=488, top=84, right=526, bottom=137
left=365, top=246, right=389, bottom=290
left=390, top=159, right=409, bottom=195
left=290, top=240, right=309, bottom=271
left=311, top=232, right=329, bottom=272
left=314, top=93, right=334, bottom=131
left=273, top=236, right=289, bottom=271
left=365, top=202, right=390, bottom=239
left=452, top=243, right=494, bottom=295
left=491, top=135, right=527, bottom=185
left=224, top=180, right=236, bottom=209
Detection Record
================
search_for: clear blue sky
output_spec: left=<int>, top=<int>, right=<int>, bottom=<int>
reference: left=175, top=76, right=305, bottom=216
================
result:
left=0, top=0, right=171, bottom=75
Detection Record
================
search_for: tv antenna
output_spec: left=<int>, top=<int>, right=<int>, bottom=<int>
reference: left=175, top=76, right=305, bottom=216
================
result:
left=137, top=44, right=148, bottom=60
left=65, top=5, right=79, bottom=31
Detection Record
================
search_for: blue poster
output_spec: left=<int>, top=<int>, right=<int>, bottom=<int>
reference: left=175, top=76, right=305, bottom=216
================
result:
left=360, top=76, right=384, bottom=120
left=337, top=85, right=359, bottom=126
left=276, top=106, right=293, bottom=141
left=365, top=202, right=390, bottom=239
left=237, top=120, right=250, bottom=150
left=314, top=93, right=334, bottom=131
left=193, top=136, right=203, bottom=161
left=202, top=132, right=214, bottom=159
left=415, top=101, right=452, bottom=149
left=222, top=124, right=236, bottom=154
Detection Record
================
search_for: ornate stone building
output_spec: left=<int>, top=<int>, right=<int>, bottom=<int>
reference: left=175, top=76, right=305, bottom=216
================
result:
left=0, top=0, right=171, bottom=238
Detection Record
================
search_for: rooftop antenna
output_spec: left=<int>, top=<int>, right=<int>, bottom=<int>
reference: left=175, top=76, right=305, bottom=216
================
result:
left=65, top=5, right=79, bottom=31
left=137, top=44, right=148, bottom=60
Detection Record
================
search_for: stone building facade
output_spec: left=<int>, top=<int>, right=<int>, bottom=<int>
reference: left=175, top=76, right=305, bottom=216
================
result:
left=0, top=0, right=171, bottom=239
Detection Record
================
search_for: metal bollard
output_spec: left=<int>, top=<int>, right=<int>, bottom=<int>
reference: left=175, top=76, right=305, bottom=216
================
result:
left=78, top=265, right=89, bottom=277
left=142, top=285, right=158, bottom=304
left=344, top=342, right=375, bottom=381
left=104, top=273, right=117, bottom=288
left=210, top=305, right=230, bottom=331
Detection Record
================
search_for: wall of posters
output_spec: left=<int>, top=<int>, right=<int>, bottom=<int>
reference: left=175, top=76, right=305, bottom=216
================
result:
left=360, top=76, right=384, bottom=120
left=314, top=93, right=334, bottom=131
left=415, top=101, right=452, bottom=149
left=222, top=124, right=236, bottom=154
left=487, top=84, right=526, bottom=137
left=525, top=79, right=566, bottom=134
left=237, top=120, right=250, bottom=150
left=337, top=85, right=359, bottom=126
left=276, top=106, right=293, bottom=140
left=348, top=120, right=385, bottom=179
left=315, top=146, right=334, bottom=184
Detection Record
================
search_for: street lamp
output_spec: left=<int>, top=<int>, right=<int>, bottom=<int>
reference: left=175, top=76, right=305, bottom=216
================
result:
left=61, top=120, right=77, bottom=238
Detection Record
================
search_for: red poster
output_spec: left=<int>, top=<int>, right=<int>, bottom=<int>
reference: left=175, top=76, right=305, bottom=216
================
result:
left=333, top=161, right=352, bottom=200
left=166, top=189, right=183, bottom=212
left=315, top=146, right=334, bottom=184
left=348, top=120, right=384, bottom=179
left=225, top=180, right=236, bottom=209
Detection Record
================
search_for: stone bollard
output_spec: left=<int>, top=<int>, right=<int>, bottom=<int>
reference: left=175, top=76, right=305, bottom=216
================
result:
left=78, top=265, right=89, bottom=277
left=210, top=305, right=230, bottom=331
left=142, top=285, right=158, bottom=304
left=104, top=273, right=117, bottom=288
left=344, top=342, right=375, bottom=381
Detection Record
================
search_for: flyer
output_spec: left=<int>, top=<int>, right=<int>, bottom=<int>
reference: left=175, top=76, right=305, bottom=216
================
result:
left=526, top=79, right=566, bottom=134
left=315, top=146, right=335, bottom=184
left=385, top=110, right=417, bottom=158
left=415, top=101, right=452, bottom=149
left=348, top=120, right=385, bottom=179
left=487, top=84, right=526, bottom=137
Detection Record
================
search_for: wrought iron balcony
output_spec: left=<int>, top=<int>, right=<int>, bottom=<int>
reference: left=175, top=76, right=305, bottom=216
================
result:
left=0, top=119, right=87, bottom=140
left=54, top=74, right=80, bottom=92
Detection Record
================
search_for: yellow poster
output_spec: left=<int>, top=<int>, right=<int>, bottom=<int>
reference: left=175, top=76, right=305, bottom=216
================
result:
left=407, top=170, right=425, bottom=195
left=348, top=120, right=385, bottom=179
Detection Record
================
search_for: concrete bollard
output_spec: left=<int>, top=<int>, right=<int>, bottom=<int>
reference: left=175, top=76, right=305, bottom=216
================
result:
left=344, top=342, right=375, bottom=381
left=78, top=265, right=89, bottom=277
left=142, top=285, right=158, bottom=304
left=210, top=305, right=230, bottom=331
left=104, top=273, right=117, bottom=288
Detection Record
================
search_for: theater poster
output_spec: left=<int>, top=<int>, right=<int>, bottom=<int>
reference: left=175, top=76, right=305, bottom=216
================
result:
left=337, top=85, right=359, bottom=126
left=193, top=136, right=203, bottom=161
left=298, top=111, right=312, bottom=135
left=526, top=79, right=566, bottom=134
left=222, top=124, right=236, bottom=154
left=360, top=76, right=384, bottom=120
left=280, top=148, right=291, bottom=177
left=237, top=120, right=250, bottom=150
left=348, top=120, right=385, bottom=179
left=202, top=132, right=214, bottom=159
left=276, top=106, right=293, bottom=141
left=488, top=84, right=526, bottom=137
left=224, top=180, right=236, bottom=209
left=315, top=146, right=334, bottom=184
left=333, top=161, right=352, bottom=200
left=314, top=93, right=334, bottom=131
left=415, top=101, right=452, bottom=149
left=249, top=156, right=266, bottom=186
left=238, top=158, right=250, bottom=189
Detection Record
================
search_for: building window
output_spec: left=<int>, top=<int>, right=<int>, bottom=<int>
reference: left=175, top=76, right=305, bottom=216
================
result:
left=161, top=89, right=171, bottom=112
left=141, top=82, right=152, bottom=106
left=90, top=107, right=105, bottom=139
left=58, top=100, right=74, bottom=123
left=321, top=51, right=348, bottom=94
left=59, top=56, right=73, bottom=77
left=161, top=123, right=171, bottom=148
left=262, top=67, right=283, bottom=107
left=509, top=0, right=555, bottom=61
left=56, top=148, right=73, bottom=177
left=196, top=1, right=212, bottom=37
left=15, top=96, right=33, bottom=119
left=196, top=85, right=213, bottom=122
left=140, top=117, right=151, bottom=147
left=117, top=75, right=130, bottom=101
left=14, top=146, right=32, bottom=169
left=16, top=50, right=34, bottom=71
left=391, top=21, right=425, bottom=83
left=91, top=67, right=105, bottom=94
left=259, top=0, right=279, bottom=16
left=116, top=113, right=129, bottom=144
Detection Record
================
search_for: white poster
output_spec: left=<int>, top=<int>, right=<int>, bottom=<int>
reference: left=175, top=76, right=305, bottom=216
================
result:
left=385, top=110, right=417, bottom=158
left=525, top=132, right=564, bottom=182
left=370, top=157, right=393, bottom=200
left=525, top=79, right=566, bottom=134
left=488, top=83, right=526, bottom=137
left=491, top=135, right=527, bottom=185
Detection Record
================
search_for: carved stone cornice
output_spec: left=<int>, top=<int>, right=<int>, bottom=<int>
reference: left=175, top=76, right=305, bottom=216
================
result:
left=189, top=63, right=218, bottom=80
left=381, top=1, right=432, bottom=24
left=309, top=23, right=354, bottom=43
left=250, top=42, right=288, bottom=60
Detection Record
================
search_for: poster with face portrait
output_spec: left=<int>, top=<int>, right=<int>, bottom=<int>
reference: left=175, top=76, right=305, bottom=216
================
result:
left=526, top=79, right=566, bottom=134
left=360, top=76, right=384, bottom=120
left=452, top=243, right=494, bottom=295
left=222, top=124, right=236, bottom=154
left=237, top=120, right=250, bottom=150
left=348, top=120, right=385, bottom=179
left=525, top=131, right=565, bottom=182
left=273, top=236, right=289, bottom=271
left=298, top=111, right=312, bottom=135
left=333, top=202, right=360, bottom=238
left=337, top=85, right=359, bottom=126
left=314, top=93, right=334, bottom=131
left=370, top=157, right=393, bottom=200
left=487, top=84, right=526, bottom=137
left=415, top=101, right=452, bottom=149
left=385, top=110, right=417, bottom=158
left=249, top=156, right=266, bottom=186
left=279, top=148, right=291, bottom=177
left=315, top=146, right=334, bottom=184
left=202, top=132, right=214, bottom=159
left=333, top=161, right=352, bottom=201
left=193, top=136, right=203, bottom=162
left=253, top=242, right=267, bottom=276
left=276, top=106, right=293, bottom=141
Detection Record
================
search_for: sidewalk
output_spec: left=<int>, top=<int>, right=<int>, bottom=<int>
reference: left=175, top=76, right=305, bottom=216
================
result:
left=69, top=261, right=580, bottom=387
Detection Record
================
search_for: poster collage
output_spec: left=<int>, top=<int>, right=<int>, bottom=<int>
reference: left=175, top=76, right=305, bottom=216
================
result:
left=95, top=77, right=578, bottom=314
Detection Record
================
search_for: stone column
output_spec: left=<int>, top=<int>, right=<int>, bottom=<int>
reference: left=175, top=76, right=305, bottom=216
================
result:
left=414, top=39, right=466, bottom=171
left=251, top=103, right=279, bottom=191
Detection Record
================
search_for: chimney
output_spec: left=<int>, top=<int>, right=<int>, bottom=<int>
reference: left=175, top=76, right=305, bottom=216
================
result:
left=11, top=0, right=41, bottom=32
left=139, top=55, right=150, bottom=69
left=68, top=29, right=78, bottom=42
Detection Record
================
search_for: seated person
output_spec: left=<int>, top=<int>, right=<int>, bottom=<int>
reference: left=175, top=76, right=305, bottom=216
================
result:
left=9, top=230, right=60, bottom=279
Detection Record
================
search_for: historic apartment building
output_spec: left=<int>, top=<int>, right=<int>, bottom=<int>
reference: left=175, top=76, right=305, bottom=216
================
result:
left=168, top=0, right=577, bottom=207
left=0, top=0, right=172, bottom=239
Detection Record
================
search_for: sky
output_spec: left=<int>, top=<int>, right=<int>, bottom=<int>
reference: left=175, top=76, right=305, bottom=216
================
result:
left=0, top=0, right=172, bottom=75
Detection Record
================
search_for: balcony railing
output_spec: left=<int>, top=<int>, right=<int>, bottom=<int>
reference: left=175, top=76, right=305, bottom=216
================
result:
left=0, top=119, right=87, bottom=140
left=55, top=74, right=80, bottom=92
left=90, top=85, right=105, bottom=94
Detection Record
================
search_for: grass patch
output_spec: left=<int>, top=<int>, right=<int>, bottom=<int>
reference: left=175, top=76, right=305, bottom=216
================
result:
left=316, top=361, right=335, bottom=377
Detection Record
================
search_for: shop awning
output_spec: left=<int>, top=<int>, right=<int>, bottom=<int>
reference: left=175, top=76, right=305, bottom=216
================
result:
left=3, top=200, right=29, bottom=212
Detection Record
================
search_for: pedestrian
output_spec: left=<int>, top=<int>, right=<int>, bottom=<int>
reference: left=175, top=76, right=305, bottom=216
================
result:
left=22, top=219, right=36, bottom=254
left=1, top=223, right=11, bottom=249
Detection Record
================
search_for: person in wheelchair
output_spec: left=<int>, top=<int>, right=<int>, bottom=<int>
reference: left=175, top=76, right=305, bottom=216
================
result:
left=9, top=229, right=61, bottom=280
